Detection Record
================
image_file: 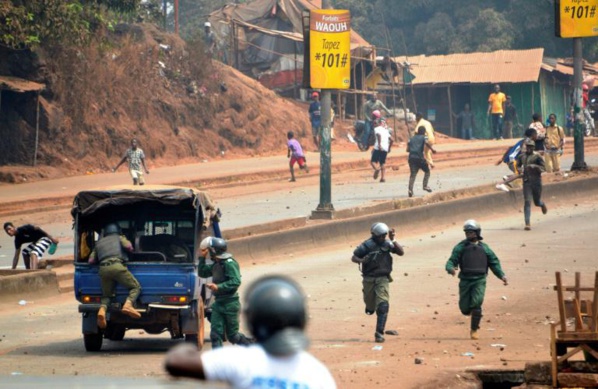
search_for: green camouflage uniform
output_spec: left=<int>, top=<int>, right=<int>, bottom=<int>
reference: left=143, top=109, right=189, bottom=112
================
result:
left=198, top=253, right=250, bottom=348
left=89, top=235, right=141, bottom=309
left=445, top=240, right=505, bottom=315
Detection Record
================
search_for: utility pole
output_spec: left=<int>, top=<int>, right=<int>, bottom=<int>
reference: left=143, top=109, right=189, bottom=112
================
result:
left=312, top=0, right=334, bottom=219
left=571, top=38, right=587, bottom=170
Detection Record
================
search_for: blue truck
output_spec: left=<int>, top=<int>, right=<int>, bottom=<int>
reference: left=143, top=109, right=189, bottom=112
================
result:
left=72, top=186, right=219, bottom=352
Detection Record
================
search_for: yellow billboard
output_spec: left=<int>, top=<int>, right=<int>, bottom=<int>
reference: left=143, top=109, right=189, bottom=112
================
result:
left=309, top=9, right=351, bottom=89
left=556, top=0, right=598, bottom=38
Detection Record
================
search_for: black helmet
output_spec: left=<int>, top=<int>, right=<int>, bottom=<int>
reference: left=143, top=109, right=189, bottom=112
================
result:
left=244, top=275, right=308, bottom=356
left=103, top=223, right=120, bottom=236
left=370, top=222, right=390, bottom=237
left=208, top=237, right=227, bottom=255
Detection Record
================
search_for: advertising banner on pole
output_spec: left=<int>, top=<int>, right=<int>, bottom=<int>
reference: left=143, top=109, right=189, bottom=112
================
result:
left=309, top=9, right=351, bottom=89
left=555, top=0, right=598, bottom=38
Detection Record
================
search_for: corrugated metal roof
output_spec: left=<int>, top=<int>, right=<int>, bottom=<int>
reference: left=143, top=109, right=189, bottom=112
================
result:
left=394, top=49, right=544, bottom=85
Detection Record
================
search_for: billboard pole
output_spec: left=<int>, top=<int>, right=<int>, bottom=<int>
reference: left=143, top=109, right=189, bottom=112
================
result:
left=571, top=38, right=587, bottom=170
left=312, top=0, right=335, bottom=219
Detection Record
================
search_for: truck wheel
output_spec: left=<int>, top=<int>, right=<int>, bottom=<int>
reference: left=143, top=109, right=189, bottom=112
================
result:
left=83, top=333, right=103, bottom=352
left=184, top=299, right=205, bottom=350
left=106, top=325, right=126, bottom=341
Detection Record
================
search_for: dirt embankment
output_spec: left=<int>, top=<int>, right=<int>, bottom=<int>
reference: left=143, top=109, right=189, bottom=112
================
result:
left=1, top=23, right=355, bottom=183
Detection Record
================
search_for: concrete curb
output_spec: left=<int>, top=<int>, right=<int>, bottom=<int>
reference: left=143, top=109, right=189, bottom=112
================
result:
left=227, top=176, right=598, bottom=262
left=0, top=270, right=60, bottom=302
left=1, top=176, right=597, bottom=299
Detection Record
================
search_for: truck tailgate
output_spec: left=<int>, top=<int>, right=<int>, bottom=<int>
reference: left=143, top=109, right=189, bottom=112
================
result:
left=74, top=263, right=198, bottom=304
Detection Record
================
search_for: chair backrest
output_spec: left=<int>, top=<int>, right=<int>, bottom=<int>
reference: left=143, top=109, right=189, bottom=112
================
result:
left=555, top=271, right=598, bottom=334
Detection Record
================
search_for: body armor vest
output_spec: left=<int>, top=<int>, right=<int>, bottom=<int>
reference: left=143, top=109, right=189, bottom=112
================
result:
left=212, top=261, right=225, bottom=284
left=459, top=243, right=488, bottom=275
left=361, top=239, right=393, bottom=277
left=96, top=234, right=125, bottom=262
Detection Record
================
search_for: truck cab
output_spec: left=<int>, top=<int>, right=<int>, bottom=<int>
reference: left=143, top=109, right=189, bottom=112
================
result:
left=71, top=185, right=218, bottom=352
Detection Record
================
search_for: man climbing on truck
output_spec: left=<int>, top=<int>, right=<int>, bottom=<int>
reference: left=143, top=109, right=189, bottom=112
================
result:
left=88, top=223, right=142, bottom=329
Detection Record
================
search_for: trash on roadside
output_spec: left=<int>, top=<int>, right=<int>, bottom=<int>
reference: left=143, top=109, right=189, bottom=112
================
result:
left=18, top=300, right=27, bottom=306
left=372, top=345, right=383, bottom=351
left=461, top=352, right=474, bottom=357
left=501, top=296, right=507, bottom=301
left=414, top=357, right=423, bottom=364
left=490, top=344, right=506, bottom=349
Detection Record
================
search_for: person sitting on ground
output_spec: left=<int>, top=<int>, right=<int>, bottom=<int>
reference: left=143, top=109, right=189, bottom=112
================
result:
left=3, top=222, right=59, bottom=270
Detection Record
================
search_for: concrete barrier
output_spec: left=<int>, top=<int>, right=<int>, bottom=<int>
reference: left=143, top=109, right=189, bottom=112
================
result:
left=0, top=270, right=60, bottom=302
left=228, top=176, right=598, bottom=263
left=2, top=176, right=597, bottom=298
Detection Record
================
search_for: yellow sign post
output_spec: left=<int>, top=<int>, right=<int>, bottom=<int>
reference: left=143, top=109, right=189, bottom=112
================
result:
left=555, top=0, right=598, bottom=38
left=309, top=9, right=351, bottom=89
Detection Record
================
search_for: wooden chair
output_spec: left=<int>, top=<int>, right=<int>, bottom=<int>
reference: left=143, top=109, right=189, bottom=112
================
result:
left=551, top=271, right=598, bottom=388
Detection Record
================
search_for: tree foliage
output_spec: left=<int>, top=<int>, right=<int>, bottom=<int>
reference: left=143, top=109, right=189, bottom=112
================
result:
left=332, top=0, right=598, bottom=62
left=0, top=0, right=141, bottom=49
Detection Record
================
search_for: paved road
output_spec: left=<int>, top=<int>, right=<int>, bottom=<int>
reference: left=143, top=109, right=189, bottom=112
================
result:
left=1, top=138, right=597, bottom=268
left=1, top=198, right=597, bottom=388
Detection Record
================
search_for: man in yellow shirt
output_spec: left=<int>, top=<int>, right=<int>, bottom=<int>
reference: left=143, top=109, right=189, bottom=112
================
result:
left=487, top=84, right=507, bottom=140
left=544, top=113, right=565, bottom=173
left=415, top=112, right=436, bottom=167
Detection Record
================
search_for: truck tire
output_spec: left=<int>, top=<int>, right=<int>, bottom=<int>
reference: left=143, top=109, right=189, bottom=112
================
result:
left=106, top=325, right=126, bottom=341
left=83, top=333, right=103, bottom=352
left=184, top=299, right=205, bottom=350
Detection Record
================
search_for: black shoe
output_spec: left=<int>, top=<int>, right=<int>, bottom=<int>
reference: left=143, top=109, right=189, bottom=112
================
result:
left=375, top=332, right=385, bottom=343
left=408, top=190, right=413, bottom=198
left=423, top=187, right=432, bottom=193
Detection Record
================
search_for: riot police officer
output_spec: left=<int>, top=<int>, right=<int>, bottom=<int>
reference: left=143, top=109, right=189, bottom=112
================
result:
left=351, top=222, right=404, bottom=343
left=197, top=237, right=251, bottom=348
left=445, top=220, right=508, bottom=340
left=164, top=275, right=336, bottom=388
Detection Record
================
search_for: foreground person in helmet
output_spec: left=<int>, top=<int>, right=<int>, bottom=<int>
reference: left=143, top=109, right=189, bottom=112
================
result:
left=164, top=275, right=337, bottom=388
left=351, top=222, right=404, bottom=343
left=445, top=220, right=508, bottom=340
left=88, top=223, right=141, bottom=329
left=197, top=237, right=252, bottom=348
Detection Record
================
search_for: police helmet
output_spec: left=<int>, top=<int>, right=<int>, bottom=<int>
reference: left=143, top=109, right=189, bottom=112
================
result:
left=463, top=219, right=483, bottom=239
left=244, top=275, right=308, bottom=356
left=463, top=219, right=480, bottom=232
left=103, top=223, right=120, bottom=236
left=371, top=222, right=390, bottom=237
left=208, top=237, right=227, bottom=255
left=199, top=236, right=212, bottom=250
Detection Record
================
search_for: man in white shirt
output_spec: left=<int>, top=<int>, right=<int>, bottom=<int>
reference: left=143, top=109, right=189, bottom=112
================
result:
left=164, top=275, right=337, bottom=389
left=370, top=119, right=393, bottom=183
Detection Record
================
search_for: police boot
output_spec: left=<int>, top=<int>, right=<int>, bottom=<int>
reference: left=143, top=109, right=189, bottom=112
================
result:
left=230, top=332, right=254, bottom=346
left=121, top=300, right=141, bottom=319
left=375, top=302, right=389, bottom=343
left=470, top=308, right=483, bottom=340
left=97, top=306, right=107, bottom=329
